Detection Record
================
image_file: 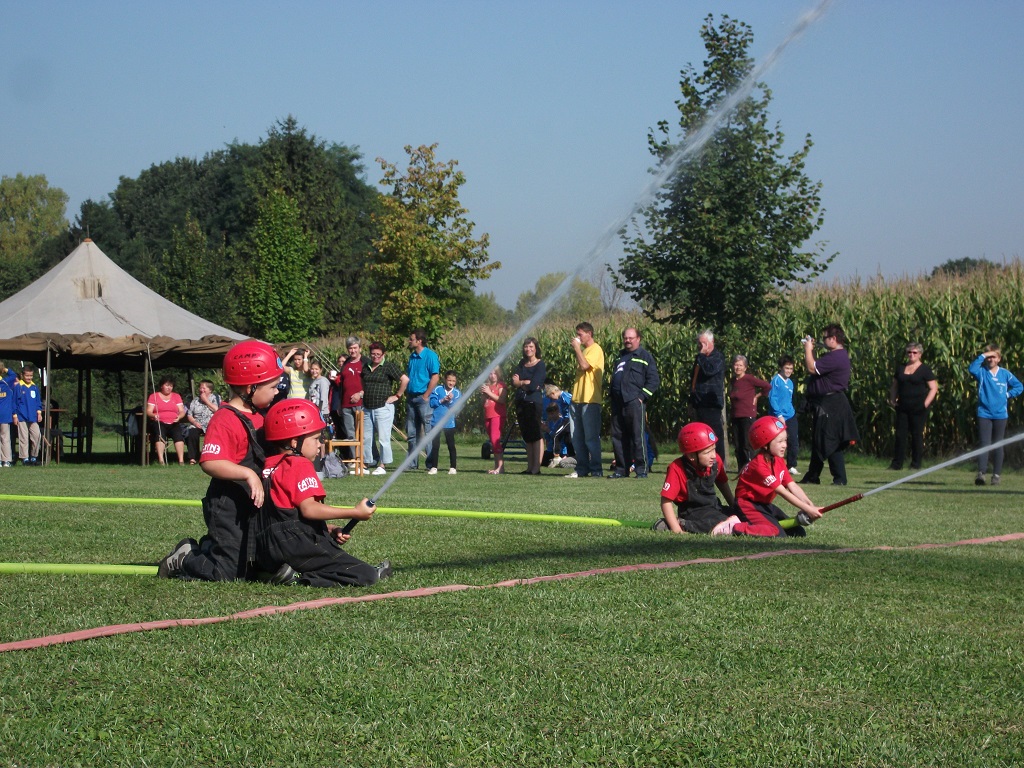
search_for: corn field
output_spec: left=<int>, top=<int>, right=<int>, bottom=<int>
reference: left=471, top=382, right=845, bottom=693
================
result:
left=313, top=263, right=1024, bottom=464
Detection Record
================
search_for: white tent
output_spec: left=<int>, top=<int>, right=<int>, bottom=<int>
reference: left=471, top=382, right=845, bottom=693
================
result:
left=0, top=238, right=245, bottom=370
left=0, top=239, right=249, bottom=461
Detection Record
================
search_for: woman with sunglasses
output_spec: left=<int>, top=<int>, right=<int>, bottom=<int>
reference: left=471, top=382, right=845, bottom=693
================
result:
left=888, top=343, right=938, bottom=471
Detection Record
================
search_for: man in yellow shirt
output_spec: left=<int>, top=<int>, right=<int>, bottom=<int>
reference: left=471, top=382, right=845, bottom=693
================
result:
left=569, top=321, right=604, bottom=478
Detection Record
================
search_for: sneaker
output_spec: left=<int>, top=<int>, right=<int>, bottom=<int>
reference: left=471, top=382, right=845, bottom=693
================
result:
left=0, top=462, right=9, bottom=468
left=607, top=473, right=626, bottom=480
left=788, top=467, right=800, bottom=475
left=975, top=472, right=986, bottom=486
left=635, top=472, right=648, bottom=479
left=157, top=538, right=196, bottom=578
left=371, top=466, right=387, bottom=476
left=991, top=474, right=1001, bottom=486
left=376, top=560, right=394, bottom=581
left=548, top=456, right=562, bottom=468
left=255, top=563, right=301, bottom=586
left=448, top=467, right=457, bottom=475
left=652, top=518, right=670, bottom=532
left=565, top=472, right=579, bottom=479
left=427, top=467, right=438, bottom=475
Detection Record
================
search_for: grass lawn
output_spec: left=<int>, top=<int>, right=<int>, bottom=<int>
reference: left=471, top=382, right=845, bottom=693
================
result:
left=1, top=438, right=1022, bottom=767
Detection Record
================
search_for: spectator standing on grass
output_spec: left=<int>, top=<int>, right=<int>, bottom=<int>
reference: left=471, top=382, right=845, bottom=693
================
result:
left=689, top=329, right=727, bottom=462
left=0, top=362, right=17, bottom=467
left=427, top=371, right=461, bottom=475
left=801, top=324, right=858, bottom=487
left=481, top=367, right=507, bottom=474
left=768, top=355, right=800, bottom=474
left=513, top=338, right=546, bottom=475
left=569, top=321, right=604, bottom=478
left=363, top=341, right=408, bottom=476
left=13, top=364, right=43, bottom=466
left=728, top=354, right=770, bottom=471
left=609, top=327, right=660, bottom=479
left=405, top=329, right=440, bottom=471
left=332, top=337, right=371, bottom=464
left=888, top=343, right=938, bottom=472
left=969, top=343, right=1022, bottom=486
left=184, top=380, right=221, bottom=465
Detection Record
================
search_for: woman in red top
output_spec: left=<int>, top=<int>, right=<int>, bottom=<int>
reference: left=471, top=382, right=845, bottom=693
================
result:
left=728, top=355, right=770, bottom=471
left=147, top=375, right=187, bottom=465
left=480, top=366, right=508, bottom=474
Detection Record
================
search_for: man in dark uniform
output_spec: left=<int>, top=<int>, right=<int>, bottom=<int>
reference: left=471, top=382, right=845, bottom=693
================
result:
left=689, top=329, right=727, bottom=461
left=609, top=327, right=660, bottom=478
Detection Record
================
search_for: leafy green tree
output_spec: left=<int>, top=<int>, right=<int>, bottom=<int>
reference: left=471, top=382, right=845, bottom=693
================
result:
left=370, top=144, right=498, bottom=343
left=455, top=290, right=514, bottom=326
left=515, top=272, right=603, bottom=322
left=617, top=15, right=831, bottom=333
left=159, top=212, right=238, bottom=329
left=240, top=188, right=323, bottom=343
left=930, top=257, right=997, bottom=278
left=0, top=173, right=69, bottom=299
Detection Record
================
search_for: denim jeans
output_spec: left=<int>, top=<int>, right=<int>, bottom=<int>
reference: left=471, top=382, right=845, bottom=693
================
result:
left=571, top=402, right=603, bottom=476
left=406, top=395, right=433, bottom=469
left=368, top=403, right=395, bottom=466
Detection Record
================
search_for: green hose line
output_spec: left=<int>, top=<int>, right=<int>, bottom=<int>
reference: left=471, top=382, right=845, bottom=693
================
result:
left=0, top=562, right=158, bottom=575
left=0, top=494, right=649, bottom=528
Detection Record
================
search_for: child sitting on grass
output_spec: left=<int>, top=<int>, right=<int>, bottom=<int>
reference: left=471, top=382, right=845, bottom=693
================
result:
left=725, top=415, right=823, bottom=537
left=654, top=423, right=737, bottom=535
left=256, top=398, right=391, bottom=587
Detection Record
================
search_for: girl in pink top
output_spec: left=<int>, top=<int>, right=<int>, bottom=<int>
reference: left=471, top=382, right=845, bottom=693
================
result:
left=480, top=366, right=507, bottom=474
left=147, top=375, right=187, bottom=465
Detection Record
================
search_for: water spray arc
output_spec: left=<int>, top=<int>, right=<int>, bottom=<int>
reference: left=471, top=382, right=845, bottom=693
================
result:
left=370, top=0, right=833, bottom=506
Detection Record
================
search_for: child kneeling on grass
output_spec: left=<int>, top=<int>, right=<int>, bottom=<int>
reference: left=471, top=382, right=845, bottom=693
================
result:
left=255, top=398, right=392, bottom=587
left=654, top=423, right=737, bottom=535
left=724, top=416, right=823, bottom=537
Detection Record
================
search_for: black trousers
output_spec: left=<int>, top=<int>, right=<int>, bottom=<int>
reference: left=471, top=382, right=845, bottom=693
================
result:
left=611, top=396, right=647, bottom=474
left=257, top=519, right=379, bottom=588
left=428, top=427, right=457, bottom=469
left=893, top=409, right=928, bottom=469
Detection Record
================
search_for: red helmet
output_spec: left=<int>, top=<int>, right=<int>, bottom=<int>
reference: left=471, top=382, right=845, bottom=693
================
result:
left=264, top=399, right=326, bottom=442
left=678, top=422, right=717, bottom=454
left=748, top=416, right=787, bottom=450
left=223, top=340, right=284, bottom=387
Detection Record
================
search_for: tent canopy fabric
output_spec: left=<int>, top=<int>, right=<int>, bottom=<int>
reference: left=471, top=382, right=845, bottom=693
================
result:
left=0, top=239, right=247, bottom=370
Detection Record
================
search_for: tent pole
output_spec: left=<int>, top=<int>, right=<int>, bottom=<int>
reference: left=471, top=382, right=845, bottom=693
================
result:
left=118, top=371, right=127, bottom=454
left=76, top=369, right=84, bottom=458
left=140, top=357, right=149, bottom=466
left=86, top=368, right=93, bottom=456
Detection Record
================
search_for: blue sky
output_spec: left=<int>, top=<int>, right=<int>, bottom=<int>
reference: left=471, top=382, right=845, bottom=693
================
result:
left=4, top=1, right=1022, bottom=309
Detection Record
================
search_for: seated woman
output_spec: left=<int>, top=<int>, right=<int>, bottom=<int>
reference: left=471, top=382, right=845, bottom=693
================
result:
left=147, top=375, right=187, bottom=465
left=184, top=379, right=221, bottom=465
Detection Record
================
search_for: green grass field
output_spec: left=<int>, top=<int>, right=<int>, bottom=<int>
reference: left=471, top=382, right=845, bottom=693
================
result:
left=1, top=440, right=1022, bottom=767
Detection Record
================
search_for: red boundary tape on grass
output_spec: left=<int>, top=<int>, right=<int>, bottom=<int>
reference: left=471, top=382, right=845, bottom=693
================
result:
left=2, top=532, right=1023, bottom=653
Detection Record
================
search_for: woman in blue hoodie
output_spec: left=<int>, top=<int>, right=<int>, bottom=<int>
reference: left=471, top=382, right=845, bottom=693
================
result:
left=968, top=344, right=1023, bottom=486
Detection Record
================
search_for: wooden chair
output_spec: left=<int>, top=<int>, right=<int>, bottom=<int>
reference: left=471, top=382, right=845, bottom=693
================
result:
left=327, top=417, right=364, bottom=476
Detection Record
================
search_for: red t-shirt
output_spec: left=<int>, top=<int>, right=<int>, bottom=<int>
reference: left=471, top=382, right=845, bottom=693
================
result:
left=148, top=392, right=184, bottom=424
left=734, top=453, right=792, bottom=505
left=340, top=356, right=365, bottom=407
left=200, top=408, right=264, bottom=464
left=661, top=456, right=727, bottom=503
left=263, top=453, right=324, bottom=510
left=483, top=383, right=507, bottom=420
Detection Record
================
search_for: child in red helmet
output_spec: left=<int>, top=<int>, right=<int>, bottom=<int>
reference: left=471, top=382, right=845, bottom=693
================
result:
left=655, top=422, right=738, bottom=534
left=256, top=399, right=391, bottom=586
left=730, top=415, right=823, bottom=537
left=158, top=340, right=286, bottom=580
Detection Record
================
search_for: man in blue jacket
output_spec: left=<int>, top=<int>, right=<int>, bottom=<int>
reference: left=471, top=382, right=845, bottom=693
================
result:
left=609, top=328, right=660, bottom=479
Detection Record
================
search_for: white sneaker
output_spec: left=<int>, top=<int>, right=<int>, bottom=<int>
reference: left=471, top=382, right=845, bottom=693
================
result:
left=371, top=466, right=387, bottom=476
left=427, top=467, right=438, bottom=475
left=565, top=472, right=579, bottom=478
left=789, top=467, right=800, bottom=475
left=448, top=467, right=457, bottom=475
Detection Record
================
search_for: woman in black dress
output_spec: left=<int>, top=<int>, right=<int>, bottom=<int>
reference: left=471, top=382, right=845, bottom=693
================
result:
left=888, top=342, right=938, bottom=470
left=512, top=337, right=546, bottom=475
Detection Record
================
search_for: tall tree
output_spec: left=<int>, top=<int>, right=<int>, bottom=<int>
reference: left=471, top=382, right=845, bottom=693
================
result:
left=239, top=188, right=323, bottom=343
left=370, top=144, right=498, bottom=343
left=618, top=15, right=831, bottom=332
left=159, top=211, right=238, bottom=329
left=0, top=173, right=68, bottom=299
left=514, top=272, right=603, bottom=322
